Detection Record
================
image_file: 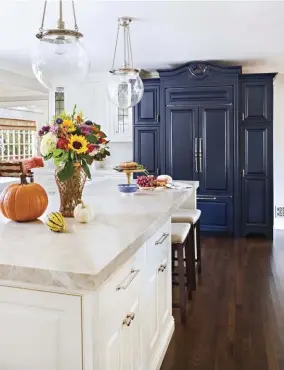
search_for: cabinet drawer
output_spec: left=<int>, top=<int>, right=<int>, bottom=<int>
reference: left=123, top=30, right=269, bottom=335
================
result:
left=146, top=219, right=171, bottom=269
left=197, top=196, right=233, bottom=233
left=98, top=245, right=146, bottom=319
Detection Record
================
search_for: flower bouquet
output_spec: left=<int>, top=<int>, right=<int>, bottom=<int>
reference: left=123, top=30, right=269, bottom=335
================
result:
left=38, top=105, right=110, bottom=217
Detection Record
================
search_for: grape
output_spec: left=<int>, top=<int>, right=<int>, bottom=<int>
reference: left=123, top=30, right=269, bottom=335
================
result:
left=137, top=176, right=157, bottom=188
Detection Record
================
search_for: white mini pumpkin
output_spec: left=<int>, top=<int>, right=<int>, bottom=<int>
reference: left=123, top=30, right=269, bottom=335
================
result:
left=74, top=201, right=94, bottom=223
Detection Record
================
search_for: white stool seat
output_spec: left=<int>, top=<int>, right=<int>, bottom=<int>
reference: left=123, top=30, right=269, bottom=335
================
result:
left=172, top=209, right=201, bottom=225
left=171, top=223, right=191, bottom=244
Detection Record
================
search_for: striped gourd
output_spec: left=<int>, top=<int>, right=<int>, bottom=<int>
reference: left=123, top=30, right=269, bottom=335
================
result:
left=45, top=212, right=66, bottom=233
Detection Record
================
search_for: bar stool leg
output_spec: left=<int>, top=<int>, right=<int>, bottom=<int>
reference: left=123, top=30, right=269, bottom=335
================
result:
left=177, top=245, right=187, bottom=324
left=184, top=235, right=192, bottom=301
left=196, top=219, right=202, bottom=274
left=189, top=227, right=196, bottom=291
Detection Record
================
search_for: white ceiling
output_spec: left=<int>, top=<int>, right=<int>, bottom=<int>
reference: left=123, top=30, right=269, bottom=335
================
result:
left=0, top=0, right=283, bottom=100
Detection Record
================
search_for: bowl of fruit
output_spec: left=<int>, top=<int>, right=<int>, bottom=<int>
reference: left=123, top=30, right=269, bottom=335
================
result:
left=137, top=176, right=157, bottom=190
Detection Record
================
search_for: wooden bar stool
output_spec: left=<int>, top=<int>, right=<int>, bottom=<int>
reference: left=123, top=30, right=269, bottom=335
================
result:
left=171, top=223, right=193, bottom=324
left=172, top=209, right=202, bottom=285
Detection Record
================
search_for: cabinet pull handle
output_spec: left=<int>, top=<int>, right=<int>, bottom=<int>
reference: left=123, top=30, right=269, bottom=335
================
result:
left=158, top=263, right=167, bottom=272
left=199, top=156, right=202, bottom=173
left=123, top=316, right=132, bottom=326
left=242, top=113, right=245, bottom=121
left=242, top=169, right=245, bottom=178
left=194, top=138, right=198, bottom=172
left=127, top=312, right=135, bottom=320
left=199, top=138, right=203, bottom=156
left=156, top=168, right=160, bottom=176
left=199, top=138, right=203, bottom=172
left=155, top=233, right=169, bottom=245
left=116, top=269, right=140, bottom=291
left=197, top=196, right=217, bottom=200
left=156, top=113, right=160, bottom=122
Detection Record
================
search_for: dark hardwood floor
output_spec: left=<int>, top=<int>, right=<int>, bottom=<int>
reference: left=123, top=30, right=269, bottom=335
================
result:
left=161, top=234, right=284, bottom=370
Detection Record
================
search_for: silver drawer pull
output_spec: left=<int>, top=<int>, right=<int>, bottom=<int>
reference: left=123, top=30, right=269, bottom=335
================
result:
left=116, top=269, right=140, bottom=291
left=127, top=312, right=135, bottom=320
left=155, top=233, right=169, bottom=245
left=123, top=316, right=132, bottom=326
left=158, top=263, right=167, bottom=272
left=197, top=196, right=217, bottom=200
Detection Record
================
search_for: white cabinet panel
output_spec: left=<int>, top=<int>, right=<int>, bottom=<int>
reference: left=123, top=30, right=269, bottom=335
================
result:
left=0, top=287, right=82, bottom=370
left=158, top=252, right=172, bottom=333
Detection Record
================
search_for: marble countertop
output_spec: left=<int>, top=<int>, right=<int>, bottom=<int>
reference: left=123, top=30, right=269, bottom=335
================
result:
left=0, top=178, right=197, bottom=291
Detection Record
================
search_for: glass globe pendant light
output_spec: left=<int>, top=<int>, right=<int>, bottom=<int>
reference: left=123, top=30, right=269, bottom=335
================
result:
left=107, top=17, right=144, bottom=108
left=32, top=0, right=89, bottom=92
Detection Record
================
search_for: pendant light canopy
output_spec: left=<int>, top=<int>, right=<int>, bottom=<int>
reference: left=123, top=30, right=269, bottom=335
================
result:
left=32, top=0, right=89, bottom=92
left=107, top=17, right=144, bottom=109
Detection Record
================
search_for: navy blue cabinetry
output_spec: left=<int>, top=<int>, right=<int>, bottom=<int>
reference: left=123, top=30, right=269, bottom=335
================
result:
left=134, top=126, right=160, bottom=176
left=159, top=63, right=240, bottom=233
left=240, top=74, right=275, bottom=238
left=134, top=79, right=160, bottom=125
left=133, top=79, right=160, bottom=175
left=165, top=106, right=198, bottom=181
left=132, top=65, right=276, bottom=237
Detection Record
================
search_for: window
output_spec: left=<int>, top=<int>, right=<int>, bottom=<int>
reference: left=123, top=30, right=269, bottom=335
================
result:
left=117, top=108, right=129, bottom=134
left=55, top=92, right=65, bottom=116
left=0, top=119, right=36, bottom=160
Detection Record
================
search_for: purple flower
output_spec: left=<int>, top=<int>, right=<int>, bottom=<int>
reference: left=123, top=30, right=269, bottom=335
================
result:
left=85, top=120, right=93, bottom=126
left=80, top=125, right=92, bottom=135
left=38, top=125, right=50, bottom=136
left=50, top=125, right=59, bottom=134
left=56, top=118, right=63, bottom=124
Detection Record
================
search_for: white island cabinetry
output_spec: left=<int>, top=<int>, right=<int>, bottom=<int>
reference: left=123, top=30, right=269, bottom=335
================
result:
left=0, top=179, right=198, bottom=370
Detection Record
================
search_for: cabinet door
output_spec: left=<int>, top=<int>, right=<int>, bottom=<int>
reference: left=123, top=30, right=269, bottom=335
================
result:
left=166, top=106, right=198, bottom=180
left=135, top=85, right=160, bottom=125
left=198, top=104, right=233, bottom=195
left=144, top=267, right=159, bottom=362
left=0, top=287, right=82, bottom=370
left=241, top=126, right=272, bottom=236
left=134, top=126, right=160, bottom=175
left=158, top=252, right=172, bottom=335
left=241, top=80, right=272, bottom=123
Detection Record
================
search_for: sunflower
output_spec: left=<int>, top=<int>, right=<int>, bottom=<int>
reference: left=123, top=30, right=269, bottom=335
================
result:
left=68, top=135, right=88, bottom=154
left=62, top=119, right=76, bottom=133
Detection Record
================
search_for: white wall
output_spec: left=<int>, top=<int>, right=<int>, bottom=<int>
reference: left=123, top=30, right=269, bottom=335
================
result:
left=65, top=73, right=133, bottom=168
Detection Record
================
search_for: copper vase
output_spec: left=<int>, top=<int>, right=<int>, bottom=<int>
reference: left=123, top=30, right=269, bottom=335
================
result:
left=55, top=163, right=87, bottom=217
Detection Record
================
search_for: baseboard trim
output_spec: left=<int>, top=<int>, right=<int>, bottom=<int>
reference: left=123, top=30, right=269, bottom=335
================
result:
left=150, top=316, right=175, bottom=370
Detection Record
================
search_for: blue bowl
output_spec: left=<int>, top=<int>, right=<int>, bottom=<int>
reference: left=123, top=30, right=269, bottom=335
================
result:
left=118, top=184, right=138, bottom=194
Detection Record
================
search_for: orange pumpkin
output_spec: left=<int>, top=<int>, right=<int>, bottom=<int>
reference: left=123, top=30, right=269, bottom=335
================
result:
left=0, top=175, right=48, bottom=222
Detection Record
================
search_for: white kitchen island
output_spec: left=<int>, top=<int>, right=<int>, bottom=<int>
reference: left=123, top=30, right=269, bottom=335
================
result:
left=0, top=178, right=198, bottom=370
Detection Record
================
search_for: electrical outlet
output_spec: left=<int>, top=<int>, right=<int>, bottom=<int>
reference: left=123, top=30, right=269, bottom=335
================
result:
left=275, top=207, right=284, bottom=218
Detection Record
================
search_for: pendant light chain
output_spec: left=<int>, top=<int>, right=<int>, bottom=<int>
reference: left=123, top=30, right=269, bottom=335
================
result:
left=127, top=25, right=134, bottom=69
left=110, top=17, right=136, bottom=72
left=72, top=0, right=79, bottom=32
left=39, top=0, right=48, bottom=34
left=123, top=25, right=127, bottom=68
left=111, top=23, right=121, bottom=71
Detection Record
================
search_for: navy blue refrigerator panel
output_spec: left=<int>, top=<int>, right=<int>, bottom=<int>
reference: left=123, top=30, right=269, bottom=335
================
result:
left=165, top=106, right=199, bottom=181
left=198, top=104, right=233, bottom=196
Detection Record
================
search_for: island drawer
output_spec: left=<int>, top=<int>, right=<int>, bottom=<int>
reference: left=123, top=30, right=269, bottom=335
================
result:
left=146, top=219, right=171, bottom=269
left=97, top=244, right=146, bottom=319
